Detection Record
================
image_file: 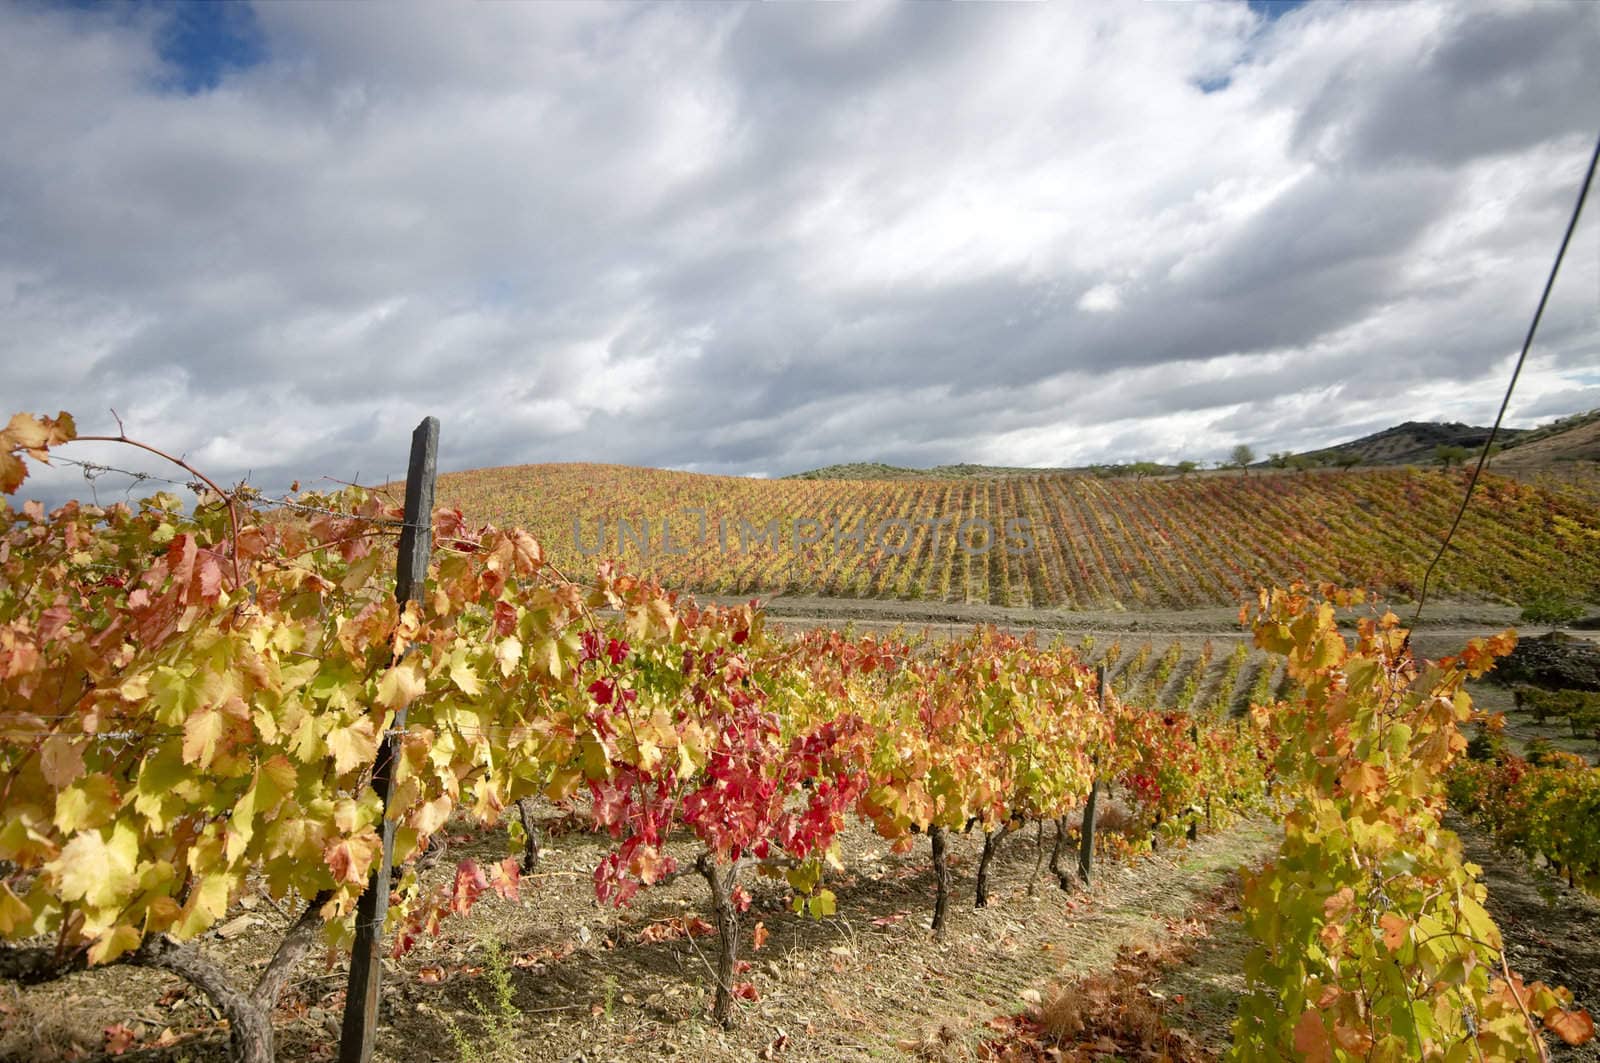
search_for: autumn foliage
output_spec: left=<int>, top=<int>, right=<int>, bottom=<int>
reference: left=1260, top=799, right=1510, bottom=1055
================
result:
left=1232, top=584, right=1593, bottom=1060
left=0, top=413, right=1591, bottom=1060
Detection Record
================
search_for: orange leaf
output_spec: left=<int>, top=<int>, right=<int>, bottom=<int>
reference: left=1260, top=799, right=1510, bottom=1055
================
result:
left=102, top=1024, right=136, bottom=1056
left=1544, top=1007, right=1596, bottom=1046
left=39, top=735, right=85, bottom=789
left=1292, top=1009, right=1333, bottom=1063
left=1378, top=912, right=1408, bottom=951
left=1338, top=761, right=1386, bottom=797
left=750, top=921, right=769, bottom=951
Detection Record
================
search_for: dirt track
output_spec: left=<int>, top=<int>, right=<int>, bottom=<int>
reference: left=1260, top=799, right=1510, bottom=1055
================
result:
left=696, top=593, right=1544, bottom=662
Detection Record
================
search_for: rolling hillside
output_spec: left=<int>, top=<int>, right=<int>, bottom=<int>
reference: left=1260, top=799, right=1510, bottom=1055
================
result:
left=1302, top=420, right=1525, bottom=466
left=782, top=412, right=1600, bottom=482
left=434, top=462, right=1600, bottom=610
left=1495, top=409, right=1600, bottom=467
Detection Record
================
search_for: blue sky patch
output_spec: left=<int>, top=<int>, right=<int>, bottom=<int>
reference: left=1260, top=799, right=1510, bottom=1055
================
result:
left=52, top=0, right=267, bottom=93
left=153, top=0, right=265, bottom=93
left=1247, top=0, right=1312, bottom=21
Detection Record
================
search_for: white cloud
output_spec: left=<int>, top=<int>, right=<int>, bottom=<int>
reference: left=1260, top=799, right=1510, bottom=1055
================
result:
left=2, top=0, right=1596, bottom=508
left=1077, top=284, right=1122, bottom=314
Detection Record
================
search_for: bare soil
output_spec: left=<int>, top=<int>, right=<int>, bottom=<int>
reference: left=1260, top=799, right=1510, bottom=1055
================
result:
left=0, top=814, right=1278, bottom=1063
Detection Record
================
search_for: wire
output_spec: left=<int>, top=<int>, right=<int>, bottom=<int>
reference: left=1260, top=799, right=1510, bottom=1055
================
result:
left=1412, top=129, right=1600, bottom=623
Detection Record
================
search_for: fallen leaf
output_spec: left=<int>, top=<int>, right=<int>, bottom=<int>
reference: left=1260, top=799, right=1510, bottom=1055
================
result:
left=1545, top=1007, right=1595, bottom=1047
left=214, top=914, right=256, bottom=940
left=102, top=1025, right=136, bottom=1056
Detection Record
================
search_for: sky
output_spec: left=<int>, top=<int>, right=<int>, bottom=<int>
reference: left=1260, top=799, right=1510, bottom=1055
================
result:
left=3, top=0, right=1598, bottom=506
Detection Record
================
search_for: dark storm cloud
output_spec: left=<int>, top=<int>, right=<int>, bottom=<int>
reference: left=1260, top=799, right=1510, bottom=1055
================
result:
left=2, top=0, right=1597, bottom=511
left=1290, top=3, right=1600, bottom=169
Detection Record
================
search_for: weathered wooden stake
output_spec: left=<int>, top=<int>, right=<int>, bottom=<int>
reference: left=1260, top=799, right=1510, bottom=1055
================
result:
left=1188, top=720, right=1201, bottom=841
left=340, top=417, right=438, bottom=1063
left=1077, top=665, right=1105, bottom=885
left=930, top=826, right=951, bottom=937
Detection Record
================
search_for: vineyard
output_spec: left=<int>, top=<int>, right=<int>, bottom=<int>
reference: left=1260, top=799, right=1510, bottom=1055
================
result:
left=1, top=412, right=1597, bottom=1062
left=434, top=462, right=1600, bottom=609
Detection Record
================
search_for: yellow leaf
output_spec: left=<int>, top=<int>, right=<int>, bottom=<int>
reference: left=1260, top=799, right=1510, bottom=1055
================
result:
left=412, top=795, right=452, bottom=836
left=496, top=637, right=523, bottom=678
left=50, top=824, right=138, bottom=908
left=87, top=924, right=142, bottom=966
left=376, top=659, right=426, bottom=711
left=327, top=717, right=378, bottom=776
left=119, top=673, right=151, bottom=702
left=181, top=705, right=226, bottom=768
left=174, top=872, right=233, bottom=939
left=0, top=883, right=33, bottom=934
left=544, top=767, right=581, bottom=802
left=449, top=651, right=484, bottom=697
left=333, top=798, right=365, bottom=835
left=53, top=774, right=118, bottom=833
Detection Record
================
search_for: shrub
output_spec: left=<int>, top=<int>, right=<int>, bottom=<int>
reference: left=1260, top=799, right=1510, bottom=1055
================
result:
left=1521, top=593, right=1586, bottom=625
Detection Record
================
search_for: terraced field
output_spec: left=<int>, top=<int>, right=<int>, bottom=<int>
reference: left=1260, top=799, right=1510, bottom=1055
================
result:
left=433, top=463, right=1600, bottom=609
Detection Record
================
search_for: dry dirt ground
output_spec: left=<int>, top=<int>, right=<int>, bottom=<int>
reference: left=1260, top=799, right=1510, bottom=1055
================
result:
left=0, top=812, right=1278, bottom=1063
left=12, top=808, right=1597, bottom=1063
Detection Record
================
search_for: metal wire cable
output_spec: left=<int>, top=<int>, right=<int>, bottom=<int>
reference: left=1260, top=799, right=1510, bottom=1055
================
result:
left=1412, top=129, right=1600, bottom=623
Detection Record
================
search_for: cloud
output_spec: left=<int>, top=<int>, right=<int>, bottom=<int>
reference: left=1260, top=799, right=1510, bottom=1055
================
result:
left=2, top=0, right=1596, bottom=511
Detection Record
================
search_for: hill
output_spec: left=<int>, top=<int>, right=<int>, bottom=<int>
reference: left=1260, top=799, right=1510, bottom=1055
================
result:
left=1495, top=408, right=1600, bottom=467
left=435, top=461, right=1600, bottom=611
left=1301, top=420, right=1526, bottom=467
left=784, top=414, right=1598, bottom=482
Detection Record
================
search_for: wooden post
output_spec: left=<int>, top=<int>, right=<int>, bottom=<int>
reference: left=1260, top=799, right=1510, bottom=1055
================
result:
left=340, top=417, right=438, bottom=1063
left=1077, top=665, right=1104, bottom=885
left=1188, top=720, right=1201, bottom=841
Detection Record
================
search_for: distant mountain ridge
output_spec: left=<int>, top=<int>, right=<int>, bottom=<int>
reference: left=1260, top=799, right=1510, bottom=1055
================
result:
left=1303, top=420, right=1526, bottom=466
left=785, top=409, right=1599, bottom=480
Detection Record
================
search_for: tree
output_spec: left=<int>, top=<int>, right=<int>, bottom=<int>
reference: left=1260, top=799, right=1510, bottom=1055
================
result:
left=1434, top=444, right=1472, bottom=468
left=1268, top=451, right=1291, bottom=469
left=1175, top=460, right=1198, bottom=477
left=1230, top=445, right=1256, bottom=473
left=1334, top=452, right=1362, bottom=470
